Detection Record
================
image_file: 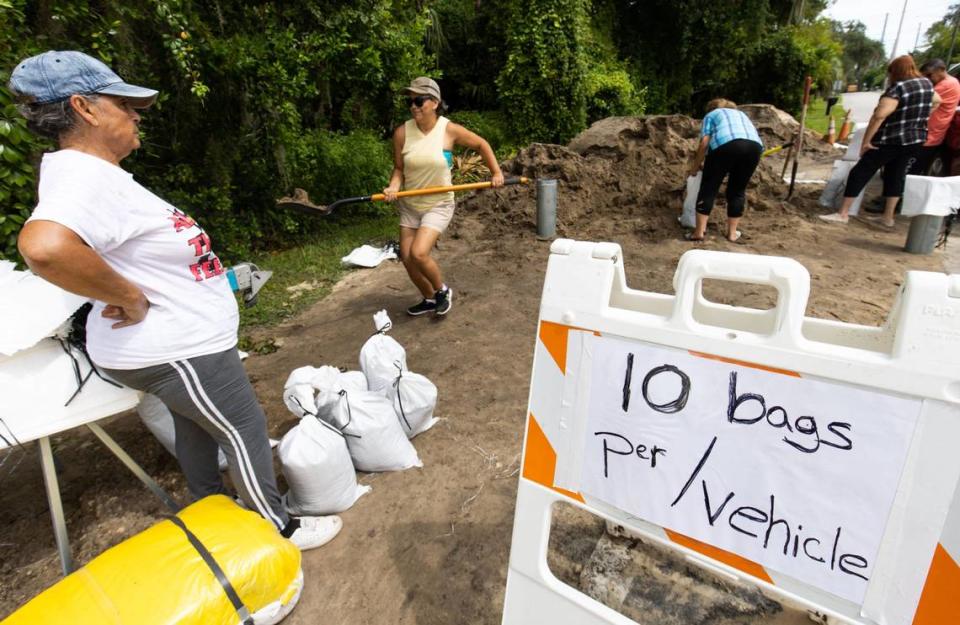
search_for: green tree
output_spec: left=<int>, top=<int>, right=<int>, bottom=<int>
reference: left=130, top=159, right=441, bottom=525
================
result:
left=497, top=0, right=589, bottom=143
left=0, top=0, right=434, bottom=259
left=834, top=21, right=885, bottom=87
left=920, top=4, right=960, bottom=66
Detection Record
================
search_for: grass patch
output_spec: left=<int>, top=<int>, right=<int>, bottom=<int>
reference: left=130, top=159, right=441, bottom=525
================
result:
left=234, top=210, right=398, bottom=339
left=804, top=96, right=845, bottom=136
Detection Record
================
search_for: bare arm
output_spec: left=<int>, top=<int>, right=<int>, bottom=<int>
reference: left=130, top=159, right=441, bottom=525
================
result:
left=18, top=220, right=149, bottom=328
left=689, top=135, right=710, bottom=177
left=860, top=96, right=899, bottom=156
left=383, top=125, right=405, bottom=201
left=447, top=122, right=504, bottom=186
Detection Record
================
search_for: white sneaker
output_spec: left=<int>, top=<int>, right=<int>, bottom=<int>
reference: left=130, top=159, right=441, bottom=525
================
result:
left=287, top=515, right=343, bottom=551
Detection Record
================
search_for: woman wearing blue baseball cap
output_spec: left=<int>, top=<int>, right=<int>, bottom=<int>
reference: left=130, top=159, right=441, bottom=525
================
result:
left=10, top=51, right=340, bottom=551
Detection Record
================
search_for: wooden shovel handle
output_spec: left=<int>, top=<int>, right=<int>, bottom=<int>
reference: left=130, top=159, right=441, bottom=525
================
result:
left=370, top=176, right=530, bottom=202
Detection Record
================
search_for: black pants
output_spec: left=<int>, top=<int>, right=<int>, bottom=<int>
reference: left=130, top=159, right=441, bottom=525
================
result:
left=906, top=144, right=942, bottom=176
left=844, top=143, right=923, bottom=198
left=696, top=139, right=762, bottom=218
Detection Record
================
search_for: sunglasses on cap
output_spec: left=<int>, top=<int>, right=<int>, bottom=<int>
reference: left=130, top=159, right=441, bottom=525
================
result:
left=408, top=95, right=433, bottom=108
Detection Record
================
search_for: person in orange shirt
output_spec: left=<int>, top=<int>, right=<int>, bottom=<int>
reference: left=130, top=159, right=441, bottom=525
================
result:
left=913, top=59, right=960, bottom=174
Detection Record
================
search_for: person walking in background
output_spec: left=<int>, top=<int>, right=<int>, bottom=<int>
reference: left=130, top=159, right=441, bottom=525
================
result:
left=685, top=98, right=763, bottom=242
left=11, top=50, right=341, bottom=551
left=913, top=59, right=960, bottom=175
left=384, top=77, right=504, bottom=317
left=820, top=55, right=940, bottom=228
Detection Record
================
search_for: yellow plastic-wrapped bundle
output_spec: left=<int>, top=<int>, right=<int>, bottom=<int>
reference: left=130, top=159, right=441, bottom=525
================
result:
left=3, top=495, right=302, bottom=625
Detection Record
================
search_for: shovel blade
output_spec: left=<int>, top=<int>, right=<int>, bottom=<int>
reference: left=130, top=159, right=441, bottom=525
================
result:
left=276, top=199, right=333, bottom=216
left=275, top=188, right=333, bottom=217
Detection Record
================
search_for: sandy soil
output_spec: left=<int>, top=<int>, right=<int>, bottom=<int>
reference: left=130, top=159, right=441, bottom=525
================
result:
left=0, top=109, right=949, bottom=623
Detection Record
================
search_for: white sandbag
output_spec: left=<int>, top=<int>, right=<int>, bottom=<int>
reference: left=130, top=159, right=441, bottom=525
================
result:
left=279, top=415, right=370, bottom=515
left=282, top=365, right=323, bottom=419
left=283, top=383, right=316, bottom=419
left=341, top=244, right=398, bottom=268
left=819, top=159, right=866, bottom=216
left=386, top=369, right=439, bottom=438
left=360, top=310, right=407, bottom=392
left=327, top=389, right=421, bottom=472
left=311, top=365, right=346, bottom=419
left=679, top=172, right=701, bottom=228
left=138, top=393, right=228, bottom=471
left=843, top=124, right=867, bottom=162
left=340, top=370, right=368, bottom=392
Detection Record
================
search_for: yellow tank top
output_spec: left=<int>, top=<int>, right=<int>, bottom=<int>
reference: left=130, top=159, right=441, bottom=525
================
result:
left=400, top=116, right=454, bottom=212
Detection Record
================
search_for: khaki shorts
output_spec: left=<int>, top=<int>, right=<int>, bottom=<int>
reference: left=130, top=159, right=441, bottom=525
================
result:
left=398, top=199, right=456, bottom=233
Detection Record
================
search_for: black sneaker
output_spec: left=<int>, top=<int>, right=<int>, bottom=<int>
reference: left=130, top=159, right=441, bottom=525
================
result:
left=407, top=299, right=436, bottom=316
left=434, top=287, right=452, bottom=316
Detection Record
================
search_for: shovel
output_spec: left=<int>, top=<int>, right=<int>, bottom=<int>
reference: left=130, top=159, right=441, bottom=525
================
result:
left=277, top=177, right=531, bottom=216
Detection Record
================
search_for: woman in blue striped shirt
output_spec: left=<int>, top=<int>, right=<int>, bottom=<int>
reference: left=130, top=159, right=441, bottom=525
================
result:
left=686, top=99, right=763, bottom=242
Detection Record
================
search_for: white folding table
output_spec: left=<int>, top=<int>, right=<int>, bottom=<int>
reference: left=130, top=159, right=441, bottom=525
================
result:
left=0, top=337, right=179, bottom=575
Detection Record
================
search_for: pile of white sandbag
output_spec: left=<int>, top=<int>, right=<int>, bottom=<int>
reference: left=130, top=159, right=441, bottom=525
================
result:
left=278, top=310, right=439, bottom=515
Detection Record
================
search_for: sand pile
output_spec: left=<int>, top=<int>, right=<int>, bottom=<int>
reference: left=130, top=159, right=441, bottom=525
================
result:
left=739, top=104, right=835, bottom=154
left=453, top=108, right=823, bottom=242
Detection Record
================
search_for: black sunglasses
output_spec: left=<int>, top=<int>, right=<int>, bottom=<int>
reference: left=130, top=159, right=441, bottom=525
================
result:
left=408, top=95, right=432, bottom=108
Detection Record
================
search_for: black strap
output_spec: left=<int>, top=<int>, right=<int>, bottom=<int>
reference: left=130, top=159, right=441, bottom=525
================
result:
left=392, top=363, right=412, bottom=432
left=167, top=515, right=253, bottom=625
left=57, top=339, right=122, bottom=406
left=369, top=319, right=392, bottom=338
left=290, top=396, right=350, bottom=439
left=335, top=390, right=361, bottom=439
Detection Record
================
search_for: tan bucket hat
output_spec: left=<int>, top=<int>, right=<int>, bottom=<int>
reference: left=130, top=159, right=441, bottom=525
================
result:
left=401, top=77, right=441, bottom=100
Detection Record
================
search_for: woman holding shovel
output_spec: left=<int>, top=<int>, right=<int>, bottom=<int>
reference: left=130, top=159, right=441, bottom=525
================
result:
left=384, top=77, right=504, bottom=316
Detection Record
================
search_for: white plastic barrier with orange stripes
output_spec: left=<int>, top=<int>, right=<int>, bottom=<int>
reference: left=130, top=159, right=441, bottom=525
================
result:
left=501, top=240, right=960, bottom=625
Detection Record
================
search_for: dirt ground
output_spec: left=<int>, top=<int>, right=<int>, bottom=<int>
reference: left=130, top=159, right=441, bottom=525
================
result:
left=0, top=108, right=949, bottom=623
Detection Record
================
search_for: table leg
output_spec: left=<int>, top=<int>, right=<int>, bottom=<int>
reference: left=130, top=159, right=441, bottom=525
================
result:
left=38, top=437, right=73, bottom=575
left=85, top=423, right=181, bottom=513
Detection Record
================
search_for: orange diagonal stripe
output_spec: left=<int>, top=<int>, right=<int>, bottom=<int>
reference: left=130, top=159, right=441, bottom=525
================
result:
left=666, top=529, right=773, bottom=584
left=539, top=321, right=571, bottom=374
left=522, top=414, right=584, bottom=503
left=912, top=544, right=960, bottom=624
left=689, top=351, right=800, bottom=377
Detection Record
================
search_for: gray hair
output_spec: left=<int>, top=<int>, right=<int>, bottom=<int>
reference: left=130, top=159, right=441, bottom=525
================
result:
left=15, top=94, right=99, bottom=141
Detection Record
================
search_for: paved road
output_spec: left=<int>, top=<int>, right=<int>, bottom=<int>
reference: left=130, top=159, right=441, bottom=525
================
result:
left=839, top=91, right=880, bottom=124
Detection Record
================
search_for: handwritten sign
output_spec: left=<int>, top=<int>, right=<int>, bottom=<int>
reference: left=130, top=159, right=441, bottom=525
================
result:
left=579, top=334, right=921, bottom=604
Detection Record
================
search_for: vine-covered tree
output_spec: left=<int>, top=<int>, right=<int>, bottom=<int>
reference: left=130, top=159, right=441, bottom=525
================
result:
left=834, top=21, right=885, bottom=87
left=497, top=0, right=589, bottom=144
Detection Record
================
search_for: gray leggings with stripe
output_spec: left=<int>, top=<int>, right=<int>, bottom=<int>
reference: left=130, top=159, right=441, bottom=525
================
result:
left=104, top=348, right=289, bottom=530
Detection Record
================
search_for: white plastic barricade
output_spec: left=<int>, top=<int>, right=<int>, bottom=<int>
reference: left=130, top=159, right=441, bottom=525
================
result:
left=502, top=239, right=960, bottom=625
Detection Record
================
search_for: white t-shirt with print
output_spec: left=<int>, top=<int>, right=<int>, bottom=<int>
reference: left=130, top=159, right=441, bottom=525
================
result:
left=28, top=149, right=239, bottom=369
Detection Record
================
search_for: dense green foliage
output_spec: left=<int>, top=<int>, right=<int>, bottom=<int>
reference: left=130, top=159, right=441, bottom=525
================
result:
left=728, top=21, right=842, bottom=114
left=0, top=0, right=895, bottom=264
left=0, top=0, right=432, bottom=259
left=835, top=21, right=885, bottom=88
left=0, top=86, right=37, bottom=260
left=919, top=4, right=960, bottom=66
left=497, top=0, right=589, bottom=144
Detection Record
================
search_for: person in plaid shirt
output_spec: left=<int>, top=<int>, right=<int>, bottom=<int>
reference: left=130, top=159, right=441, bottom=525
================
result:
left=685, top=98, right=763, bottom=242
left=820, top=55, right=941, bottom=228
